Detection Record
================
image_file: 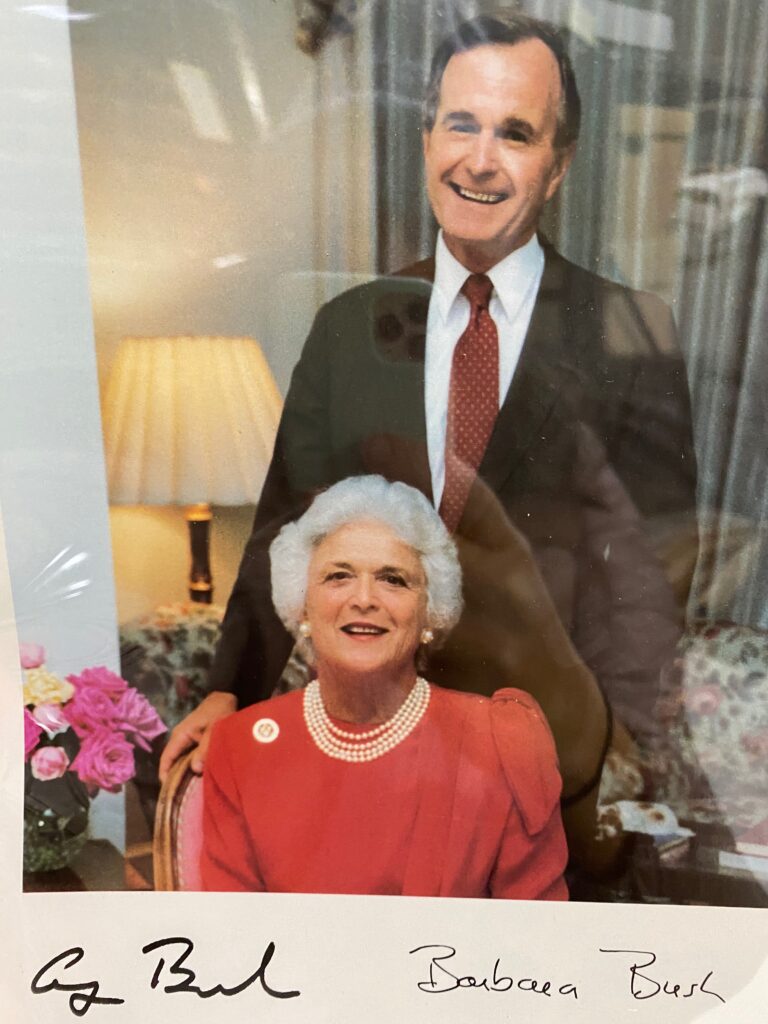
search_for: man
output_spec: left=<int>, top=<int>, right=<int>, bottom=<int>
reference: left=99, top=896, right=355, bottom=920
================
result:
left=160, top=12, right=697, bottom=870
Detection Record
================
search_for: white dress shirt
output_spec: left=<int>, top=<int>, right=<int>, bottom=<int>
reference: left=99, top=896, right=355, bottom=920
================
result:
left=425, top=231, right=545, bottom=506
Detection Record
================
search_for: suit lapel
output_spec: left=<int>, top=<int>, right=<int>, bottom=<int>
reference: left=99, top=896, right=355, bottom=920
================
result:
left=478, top=247, right=573, bottom=495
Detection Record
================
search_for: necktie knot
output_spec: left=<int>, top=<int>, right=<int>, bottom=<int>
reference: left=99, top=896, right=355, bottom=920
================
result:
left=461, top=273, right=494, bottom=311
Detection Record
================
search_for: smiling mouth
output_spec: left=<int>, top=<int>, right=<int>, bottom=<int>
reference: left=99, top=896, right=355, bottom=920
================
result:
left=340, top=623, right=388, bottom=636
left=450, top=182, right=507, bottom=205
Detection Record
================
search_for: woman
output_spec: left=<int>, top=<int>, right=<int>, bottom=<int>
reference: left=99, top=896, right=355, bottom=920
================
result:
left=201, top=475, right=568, bottom=898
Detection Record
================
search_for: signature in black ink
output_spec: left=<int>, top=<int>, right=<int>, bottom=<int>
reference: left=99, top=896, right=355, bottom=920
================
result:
left=30, top=947, right=125, bottom=1018
left=600, top=948, right=726, bottom=1003
left=409, top=944, right=578, bottom=1000
left=142, top=936, right=301, bottom=1000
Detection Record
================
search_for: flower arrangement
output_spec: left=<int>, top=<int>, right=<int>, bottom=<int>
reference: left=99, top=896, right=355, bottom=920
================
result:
left=22, top=641, right=166, bottom=872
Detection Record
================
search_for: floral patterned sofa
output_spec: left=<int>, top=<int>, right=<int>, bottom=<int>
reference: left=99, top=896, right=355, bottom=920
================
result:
left=119, top=603, right=226, bottom=735
left=649, top=621, right=768, bottom=832
left=119, top=603, right=225, bottom=834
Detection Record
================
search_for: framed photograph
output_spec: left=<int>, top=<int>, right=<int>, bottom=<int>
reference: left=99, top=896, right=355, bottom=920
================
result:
left=2, top=1, right=767, bottom=1020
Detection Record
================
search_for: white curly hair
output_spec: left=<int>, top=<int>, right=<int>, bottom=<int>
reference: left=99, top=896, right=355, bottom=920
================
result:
left=270, top=475, right=463, bottom=646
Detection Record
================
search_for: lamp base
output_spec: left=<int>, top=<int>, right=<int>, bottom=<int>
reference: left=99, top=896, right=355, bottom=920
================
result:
left=186, top=503, right=213, bottom=604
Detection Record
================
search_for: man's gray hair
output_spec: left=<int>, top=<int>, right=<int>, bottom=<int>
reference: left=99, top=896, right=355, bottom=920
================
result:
left=270, top=475, right=463, bottom=640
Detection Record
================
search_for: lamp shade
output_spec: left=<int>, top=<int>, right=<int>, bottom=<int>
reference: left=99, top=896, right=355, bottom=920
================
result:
left=103, top=336, right=282, bottom=505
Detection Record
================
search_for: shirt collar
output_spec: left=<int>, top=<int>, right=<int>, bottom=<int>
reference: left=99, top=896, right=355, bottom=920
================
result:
left=432, top=231, right=544, bottom=323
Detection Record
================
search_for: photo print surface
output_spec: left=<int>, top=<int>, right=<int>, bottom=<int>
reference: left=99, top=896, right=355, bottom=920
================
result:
left=2, top=1, right=768, bottom=1022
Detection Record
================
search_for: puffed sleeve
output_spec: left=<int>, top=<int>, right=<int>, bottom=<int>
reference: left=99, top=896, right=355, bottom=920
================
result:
left=201, top=719, right=266, bottom=892
left=488, top=688, right=569, bottom=900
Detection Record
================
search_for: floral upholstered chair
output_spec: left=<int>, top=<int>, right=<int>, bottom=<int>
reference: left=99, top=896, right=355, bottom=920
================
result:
left=648, top=622, right=768, bottom=831
left=120, top=603, right=226, bottom=734
left=589, top=621, right=768, bottom=904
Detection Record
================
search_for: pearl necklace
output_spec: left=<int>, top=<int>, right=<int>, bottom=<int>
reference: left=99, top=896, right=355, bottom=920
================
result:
left=303, top=678, right=430, bottom=762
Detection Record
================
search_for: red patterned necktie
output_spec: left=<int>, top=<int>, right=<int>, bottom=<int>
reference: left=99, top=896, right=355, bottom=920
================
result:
left=439, top=273, right=499, bottom=533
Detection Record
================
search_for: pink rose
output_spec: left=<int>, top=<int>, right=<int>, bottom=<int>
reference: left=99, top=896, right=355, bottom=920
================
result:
left=30, top=745, right=70, bottom=781
left=63, top=686, right=119, bottom=737
left=742, top=730, right=768, bottom=760
left=67, top=666, right=127, bottom=700
left=32, top=702, right=70, bottom=737
left=113, top=689, right=167, bottom=751
left=24, top=708, right=44, bottom=760
left=19, top=642, right=45, bottom=669
left=70, top=729, right=135, bottom=793
left=684, top=684, right=722, bottom=716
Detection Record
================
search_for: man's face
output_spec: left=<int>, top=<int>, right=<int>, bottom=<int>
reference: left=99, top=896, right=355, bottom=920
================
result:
left=422, top=40, right=573, bottom=272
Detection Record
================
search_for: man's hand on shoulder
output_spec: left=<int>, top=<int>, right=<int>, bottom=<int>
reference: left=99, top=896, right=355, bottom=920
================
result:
left=158, top=690, right=238, bottom=781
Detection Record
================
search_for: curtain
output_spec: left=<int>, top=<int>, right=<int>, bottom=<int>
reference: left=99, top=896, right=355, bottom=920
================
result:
left=304, top=2, right=377, bottom=308
left=371, top=0, right=768, bottom=626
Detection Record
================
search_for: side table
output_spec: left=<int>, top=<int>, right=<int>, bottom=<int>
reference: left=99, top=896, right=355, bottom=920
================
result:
left=23, top=839, right=127, bottom=893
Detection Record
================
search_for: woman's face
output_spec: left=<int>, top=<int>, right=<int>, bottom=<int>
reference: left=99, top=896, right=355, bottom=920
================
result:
left=304, top=519, right=428, bottom=682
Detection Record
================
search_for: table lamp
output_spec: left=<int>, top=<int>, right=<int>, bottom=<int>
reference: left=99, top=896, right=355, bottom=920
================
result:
left=102, top=335, right=282, bottom=603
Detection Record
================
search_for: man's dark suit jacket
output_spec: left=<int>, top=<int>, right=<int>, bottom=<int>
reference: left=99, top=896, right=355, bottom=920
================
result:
left=211, top=242, right=698, bottom=752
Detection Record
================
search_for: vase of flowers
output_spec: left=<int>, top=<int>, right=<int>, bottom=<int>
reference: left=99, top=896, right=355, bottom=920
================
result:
left=22, top=642, right=166, bottom=873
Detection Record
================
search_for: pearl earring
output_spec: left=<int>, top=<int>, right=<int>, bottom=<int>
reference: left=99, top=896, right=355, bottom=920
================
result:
left=420, top=628, right=434, bottom=645
left=299, top=621, right=312, bottom=638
